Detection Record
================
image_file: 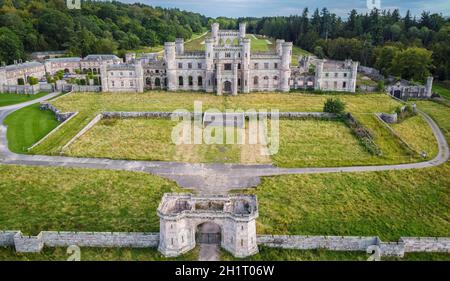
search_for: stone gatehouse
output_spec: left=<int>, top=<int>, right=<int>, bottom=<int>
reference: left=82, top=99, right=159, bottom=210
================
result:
left=157, top=193, right=259, bottom=258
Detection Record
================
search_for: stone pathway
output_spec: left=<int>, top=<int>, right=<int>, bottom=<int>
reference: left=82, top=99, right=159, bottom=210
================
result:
left=197, top=222, right=221, bottom=261
left=0, top=93, right=449, bottom=193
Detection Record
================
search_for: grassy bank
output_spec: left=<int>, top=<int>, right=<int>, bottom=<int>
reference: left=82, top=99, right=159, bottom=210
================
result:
left=4, top=104, right=60, bottom=153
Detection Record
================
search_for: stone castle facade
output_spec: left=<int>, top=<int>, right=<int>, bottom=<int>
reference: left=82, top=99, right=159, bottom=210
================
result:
left=0, top=23, right=360, bottom=95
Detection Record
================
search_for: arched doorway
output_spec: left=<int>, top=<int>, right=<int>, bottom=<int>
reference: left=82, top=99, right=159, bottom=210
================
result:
left=196, top=222, right=221, bottom=245
left=223, top=81, right=232, bottom=95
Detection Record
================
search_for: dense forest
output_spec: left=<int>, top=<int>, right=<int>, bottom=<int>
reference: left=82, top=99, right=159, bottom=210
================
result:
left=0, top=0, right=208, bottom=59
left=0, top=0, right=449, bottom=81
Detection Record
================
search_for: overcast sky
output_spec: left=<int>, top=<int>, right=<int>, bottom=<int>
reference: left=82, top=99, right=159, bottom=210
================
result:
left=119, top=0, right=450, bottom=18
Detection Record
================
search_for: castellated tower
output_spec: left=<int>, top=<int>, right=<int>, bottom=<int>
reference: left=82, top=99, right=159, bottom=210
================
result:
left=0, top=67, right=6, bottom=92
left=426, top=76, right=434, bottom=97
left=100, top=62, right=109, bottom=92
left=351, top=61, right=359, bottom=93
left=241, top=38, right=251, bottom=93
left=276, top=39, right=285, bottom=57
left=164, top=42, right=177, bottom=91
left=134, top=60, right=144, bottom=93
left=212, top=22, right=220, bottom=44
left=239, top=22, right=246, bottom=39
left=314, top=60, right=324, bottom=90
left=175, top=38, right=184, bottom=55
left=205, top=37, right=215, bottom=93
left=280, top=42, right=292, bottom=92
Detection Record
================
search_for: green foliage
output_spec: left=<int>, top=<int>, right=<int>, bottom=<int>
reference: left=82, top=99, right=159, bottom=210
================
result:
left=323, top=98, right=346, bottom=114
left=17, top=78, right=24, bottom=85
left=391, top=47, right=433, bottom=82
left=27, top=76, right=39, bottom=86
left=0, top=27, right=24, bottom=64
left=377, top=80, right=385, bottom=92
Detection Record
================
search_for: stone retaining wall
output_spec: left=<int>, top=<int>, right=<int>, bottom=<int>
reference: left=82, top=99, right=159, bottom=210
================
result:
left=0, top=231, right=19, bottom=247
left=13, top=232, right=44, bottom=253
left=102, top=111, right=338, bottom=120
left=61, top=114, right=102, bottom=150
left=40, top=103, right=75, bottom=122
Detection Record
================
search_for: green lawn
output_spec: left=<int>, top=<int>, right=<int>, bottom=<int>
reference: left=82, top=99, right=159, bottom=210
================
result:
left=0, top=165, right=182, bottom=235
left=220, top=246, right=450, bottom=261
left=0, top=246, right=198, bottom=261
left=0, top=92, right=49, bottom=107
left=433, top=82, right=450, bottom=100
left=4, top=104, right=60, bottom=153
left=242, top=100, right=450, bottom=241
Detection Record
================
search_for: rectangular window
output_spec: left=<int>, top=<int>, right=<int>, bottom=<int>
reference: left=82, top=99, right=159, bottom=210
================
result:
left=198, top=63, right=202, bottom=69
left=264, top=63, right=269, bottom=69
left=188, top=63, right=192, bottom=69
left=335, top=73, right=338, bottom=78
left=224, top=63, right=232, bottom=71
left=254, top=63, right=258, bottom=69
left=344, top=73, right=348, bottom=77
left=274, top=63, right=278, bottom=69
left=343, top=81, right=347, bottom=88
left=178, top=63, right=183, bottom=69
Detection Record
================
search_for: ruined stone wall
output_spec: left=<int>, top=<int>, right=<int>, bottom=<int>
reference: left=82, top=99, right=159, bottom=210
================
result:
left=40, top=103, right=75, bottom=122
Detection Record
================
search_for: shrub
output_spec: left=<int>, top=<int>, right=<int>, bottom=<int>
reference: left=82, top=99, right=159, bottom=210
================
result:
left=323, top=98, right=346, bottom=114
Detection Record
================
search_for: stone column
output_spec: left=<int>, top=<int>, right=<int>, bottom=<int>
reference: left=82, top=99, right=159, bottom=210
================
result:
left=232, top=62, right=238, bottom=95
left=216, top=63, right=222, bottom=96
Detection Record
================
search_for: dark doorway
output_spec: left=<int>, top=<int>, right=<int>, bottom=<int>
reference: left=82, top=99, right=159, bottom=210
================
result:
left=223, top=81, right=232, bottom=94
left=196, top=222, right=221, bottom=244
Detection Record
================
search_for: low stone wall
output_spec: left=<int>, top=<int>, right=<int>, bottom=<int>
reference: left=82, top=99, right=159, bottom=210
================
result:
left=13, top=232, right=44, bottom=253
left=257, top=235, right=450, bottom=257
left=102, top=111, right=338, bottom=120
left=1, top=84, right=54, bottom=94
left=40, top=103, right=75, bottom=122
left=257, top=235, right=378, bottom=252
left=0, top=231, right=19, bottom=246
left=41, top=231, right=159, bottom=248
left=62, top=114, right=102, bottom=150
left=71, top=85, right=101, bottom=92
left=401, top=237, right=450, bottom=253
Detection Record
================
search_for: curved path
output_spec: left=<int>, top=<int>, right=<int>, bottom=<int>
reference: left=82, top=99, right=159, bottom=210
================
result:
left=0, top=93, right=448, bottom=193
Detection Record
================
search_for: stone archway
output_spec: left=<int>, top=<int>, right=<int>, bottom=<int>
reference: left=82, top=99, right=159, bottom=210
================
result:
left=157, top=193, right=258, bottom=258
left=223, top=81, right=232, bottom=95
left=196, top=222, right=221, bottom=245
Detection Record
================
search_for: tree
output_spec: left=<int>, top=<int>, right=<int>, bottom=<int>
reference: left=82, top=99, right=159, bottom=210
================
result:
left=374, top=46, right=400, bottom=76
left=27, top=76, right=39, bottom=85
left=391, top=47, right=433, bottom=81
left=0, top=27, right=24, bottom=64
left=323, top=98, right=346, bottom=114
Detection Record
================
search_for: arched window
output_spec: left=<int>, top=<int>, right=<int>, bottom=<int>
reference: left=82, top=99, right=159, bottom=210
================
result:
left=188, top=76, right=193, bottom=86
left=219, top=38, right=224, bottom=46
left=225, top=38, right=231, bottom=45
left=198, top=76, right=203, bottom=86
left=233, top=38, right=239, bottom=46
left=263, top=76, right=269, bottom=88
left=146, top=77, right=152, bottom=85
left=155, top=77, right=161, bottom=87
left=179, top=76, right=184, bottom=86
left=273, top=76, right=279, bottom=86
left=253, top=76, right=259, bottom=85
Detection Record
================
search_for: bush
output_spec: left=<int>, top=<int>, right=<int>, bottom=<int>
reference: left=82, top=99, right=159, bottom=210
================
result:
left=323, top=98, right=346, bottom=114
left=377, top=80, right=385, bottom=91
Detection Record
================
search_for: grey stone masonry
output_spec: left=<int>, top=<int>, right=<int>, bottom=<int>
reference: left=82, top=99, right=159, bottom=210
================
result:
left=401, top=237, right=450, bottom=253
left=41, top=231, right=159, bottom=248
left=0, top=231, right=19, bottom=246
left=13, top=232, right=44, bottom=253
left=257, top=235, right=378, bottom=251
left=40, top=103, right=75, bottom=122
left=257, top=235, right=450, bottom=257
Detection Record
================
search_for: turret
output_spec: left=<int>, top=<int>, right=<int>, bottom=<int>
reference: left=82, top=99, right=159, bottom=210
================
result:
left=241, top=38, right=251, bottom=93
left=425, top=76, right=433, bottom=97
left=100, top=62, right=109, bottom=92
left=212, top=23, right=219, bottom=42
left=164, top=42, right=177, bottom=91
left=0, top=67, right=6, bottom=92
left=280, top=42, right=292, bottom=92
left=205, top=37, right=215, bottom=93
left=314, top=60, right=324, bottom=91
left=125, top=53, right=136, bottom=63
left=175, top=38, right=184, bottom=55
left=134, top=60, right=144, bottom=93
left=276, top=39, right=285, bottom=56
left=239, top=22, right=246, bottom=39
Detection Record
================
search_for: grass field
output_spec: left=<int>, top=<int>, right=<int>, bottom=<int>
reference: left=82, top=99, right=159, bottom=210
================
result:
left=240, top=100, right=450, bottom=241
left=0, top=165, right=182, bottom=235
left=433, top=82, right=450, bottom=100
left=23, top=92, right=435, bottom=168
left=0, top=246, right=199, bottom=261
left=0, top=92, right=48, bottom=107
left=4, top=104, right=60, bottom=153
left=220, top=246, right=450, bottom=261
